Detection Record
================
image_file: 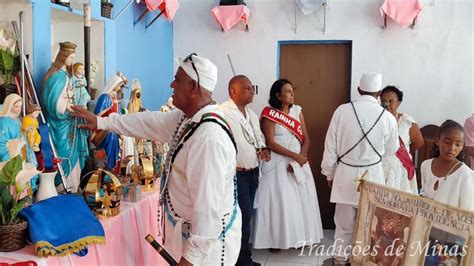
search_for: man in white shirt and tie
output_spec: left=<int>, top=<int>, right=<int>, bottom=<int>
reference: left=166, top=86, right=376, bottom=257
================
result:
left=321, top=72, right=399, bottom=265
left=220, top=75, right=270, bottom=266
left=72, top=54, right=242, bottom=265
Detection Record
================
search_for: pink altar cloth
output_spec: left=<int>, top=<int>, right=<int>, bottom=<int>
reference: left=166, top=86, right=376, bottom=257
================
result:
left=0, top=190, right=166, bottom=266
left=145, top=0, right=180, bottom=21
left=211, top=5, right=250, bottom=31
left=380, top=0, right=422, bottom=28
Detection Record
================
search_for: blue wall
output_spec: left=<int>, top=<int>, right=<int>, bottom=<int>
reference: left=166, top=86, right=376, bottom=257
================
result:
left=31, top=0, right=173, bottom=111
left=113, top=0, right=174, bottom=111
left=32, top=0, right=52, bottom=89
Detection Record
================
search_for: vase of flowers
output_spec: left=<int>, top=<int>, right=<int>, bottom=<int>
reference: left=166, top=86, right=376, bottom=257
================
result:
left=0, top=149, right=41, bottom=251
left=0, top=23, right=20, bottom=104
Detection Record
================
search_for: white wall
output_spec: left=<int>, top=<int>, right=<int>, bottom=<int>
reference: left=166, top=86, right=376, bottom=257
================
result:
left=51, top=8, right=105, bottom=92
left=173, top=0, right=473, bottom=127
left=0, top=1, right=33, bottom=84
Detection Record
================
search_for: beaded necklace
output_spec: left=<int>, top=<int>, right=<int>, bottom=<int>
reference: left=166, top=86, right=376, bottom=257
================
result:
left=159, top=110, right=239, bottom=265
left=433, top=160, right=461, bottom=191
left=159, top=115, right=191, bottom=202
left=159, top=102, right=214, bottom=202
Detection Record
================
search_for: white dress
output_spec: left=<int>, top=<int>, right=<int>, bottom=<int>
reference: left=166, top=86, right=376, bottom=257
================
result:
left=252, top=105, right=324, bottom=249
left=383, top=113, right=418, bottom=194
left=57, top=76, right=81, bottom=192
left=421, top=159, right=474, bottom=211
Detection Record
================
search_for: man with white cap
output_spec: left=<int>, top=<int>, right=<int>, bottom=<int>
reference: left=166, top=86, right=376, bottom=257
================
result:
left=72, top=54, right=241, bottom=265
left=320, top=72, right=399, bottom=265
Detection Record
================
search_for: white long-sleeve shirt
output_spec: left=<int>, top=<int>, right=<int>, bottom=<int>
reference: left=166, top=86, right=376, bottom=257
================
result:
left=421, top=159, right=474, bottom=211
left=321, top=95, right=399, bottom=205
left=220, top=99, right=266, bottom=169
left=98, top=104, right=241, bottom=265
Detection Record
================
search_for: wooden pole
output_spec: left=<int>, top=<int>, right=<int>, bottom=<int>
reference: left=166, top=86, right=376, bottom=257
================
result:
left=20, top=11, right=26, bottom=116
left=84, top=4, right=91, bottom=93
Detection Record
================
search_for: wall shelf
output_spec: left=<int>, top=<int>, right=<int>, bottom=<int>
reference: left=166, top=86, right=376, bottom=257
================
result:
left=50, top=2, right=113, bottom=22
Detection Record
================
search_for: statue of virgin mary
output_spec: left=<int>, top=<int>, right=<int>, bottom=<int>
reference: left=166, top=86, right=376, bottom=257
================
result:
left=41, top=42, right=89, bottom=192
left=0, top=93, right=39, bottom=189
left=91, top=72, right=128, bottom=169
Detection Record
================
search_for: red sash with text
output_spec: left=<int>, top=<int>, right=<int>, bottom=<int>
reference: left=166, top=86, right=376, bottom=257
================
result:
left=261, top=106, right=304, bottom=144
left=396, top=137, right=415, bottom=180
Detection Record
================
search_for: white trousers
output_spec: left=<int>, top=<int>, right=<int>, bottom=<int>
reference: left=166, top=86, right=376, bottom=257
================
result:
left=333, top=203, right=357, bottom=261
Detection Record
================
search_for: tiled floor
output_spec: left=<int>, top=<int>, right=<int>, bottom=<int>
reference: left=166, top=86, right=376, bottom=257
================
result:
left=251, top=229, right=335, bottom=266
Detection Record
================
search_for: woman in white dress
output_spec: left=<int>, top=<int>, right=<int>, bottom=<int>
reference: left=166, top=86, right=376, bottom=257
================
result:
left=252, top=79, right=323, bottom=251
left=381, top=86, right=424, bottom=194
left=421, top=120, right=474, bottom=211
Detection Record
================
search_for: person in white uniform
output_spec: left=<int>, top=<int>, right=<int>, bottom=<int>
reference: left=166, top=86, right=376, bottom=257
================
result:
left=321, top=72, right=399, bottom=265
left=72, top=54, right=241, bottom=265
left=421, top=120, right=474, bottom=211
left=220, top=75, right=270, bottom=266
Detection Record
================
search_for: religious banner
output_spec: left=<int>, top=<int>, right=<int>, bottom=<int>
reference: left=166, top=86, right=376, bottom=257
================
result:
left=352, top=180, right=474, bottom=266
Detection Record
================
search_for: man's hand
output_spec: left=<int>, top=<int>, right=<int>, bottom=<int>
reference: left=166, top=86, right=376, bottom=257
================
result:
left=178, top=257, right=193, bottom=266
left=70, top=105, right=98, bottom=130
left=327, top=180, right=333, bottom=188
left=257, top=148, right=271, bottom=162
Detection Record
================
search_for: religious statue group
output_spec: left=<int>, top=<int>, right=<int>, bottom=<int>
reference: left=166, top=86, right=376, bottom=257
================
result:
left=0, top=41, right=162, bottom=196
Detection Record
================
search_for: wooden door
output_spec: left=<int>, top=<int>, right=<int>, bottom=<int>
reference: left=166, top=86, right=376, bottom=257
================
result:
left=279, top=41, right=352, bottom=229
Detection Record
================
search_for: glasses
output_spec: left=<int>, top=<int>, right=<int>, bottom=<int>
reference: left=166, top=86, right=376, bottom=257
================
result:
left=183, top=53, right=200, bottom=88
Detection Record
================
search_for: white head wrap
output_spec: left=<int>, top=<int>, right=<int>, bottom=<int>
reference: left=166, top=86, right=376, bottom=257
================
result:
left=359, top=72, right=382, bottom=93
left=104, top=72, right=128, bottom=93
left=0, top=93, right=22, bottom=118
left=178, top=54, right=217, bottom=92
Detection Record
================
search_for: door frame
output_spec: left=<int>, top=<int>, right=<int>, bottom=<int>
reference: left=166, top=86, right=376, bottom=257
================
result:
left=277, top=40, right=354, bottom=229
left=277, top=40, right=353, bottom=101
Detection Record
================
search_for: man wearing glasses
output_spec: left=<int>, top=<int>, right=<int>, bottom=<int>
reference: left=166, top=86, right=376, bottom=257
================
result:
left=72, top=54, right=241, bottom=265
left=220, top=75, right=270, bottom=266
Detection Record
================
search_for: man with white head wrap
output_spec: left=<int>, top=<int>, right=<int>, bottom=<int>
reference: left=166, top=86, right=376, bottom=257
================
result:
left=72, top=54, right=241, bottom=265
left=320, top=72, right=399, bottom=265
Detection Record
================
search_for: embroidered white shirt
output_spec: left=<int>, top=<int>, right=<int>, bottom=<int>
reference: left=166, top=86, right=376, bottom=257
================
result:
left=220, top=99, right=266, bottom=169
left=97, top=104, right=241, bottom=265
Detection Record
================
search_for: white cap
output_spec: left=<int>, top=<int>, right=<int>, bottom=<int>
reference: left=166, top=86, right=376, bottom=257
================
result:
left=178, top=54, right=217, bottom=92
left=359, top=72, right=382, bottom=93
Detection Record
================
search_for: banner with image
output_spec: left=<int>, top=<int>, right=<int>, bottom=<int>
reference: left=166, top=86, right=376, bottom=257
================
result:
left=352, top=180, right=474, bottom=266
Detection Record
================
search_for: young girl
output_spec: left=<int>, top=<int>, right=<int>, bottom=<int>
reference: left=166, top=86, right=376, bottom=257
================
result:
left=421, top=120, right=474, bottom=211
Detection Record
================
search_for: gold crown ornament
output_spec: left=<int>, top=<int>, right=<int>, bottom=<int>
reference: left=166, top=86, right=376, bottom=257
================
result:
left=119, top=155, right=157, bottom=192
left=79, top=169, right=123, bottom=218
left=59, top=41, right=77, bottom=53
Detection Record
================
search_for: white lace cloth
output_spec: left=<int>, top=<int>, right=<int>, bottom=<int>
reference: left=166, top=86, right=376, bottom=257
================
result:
left=383, top=113, right=418, bottom=194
